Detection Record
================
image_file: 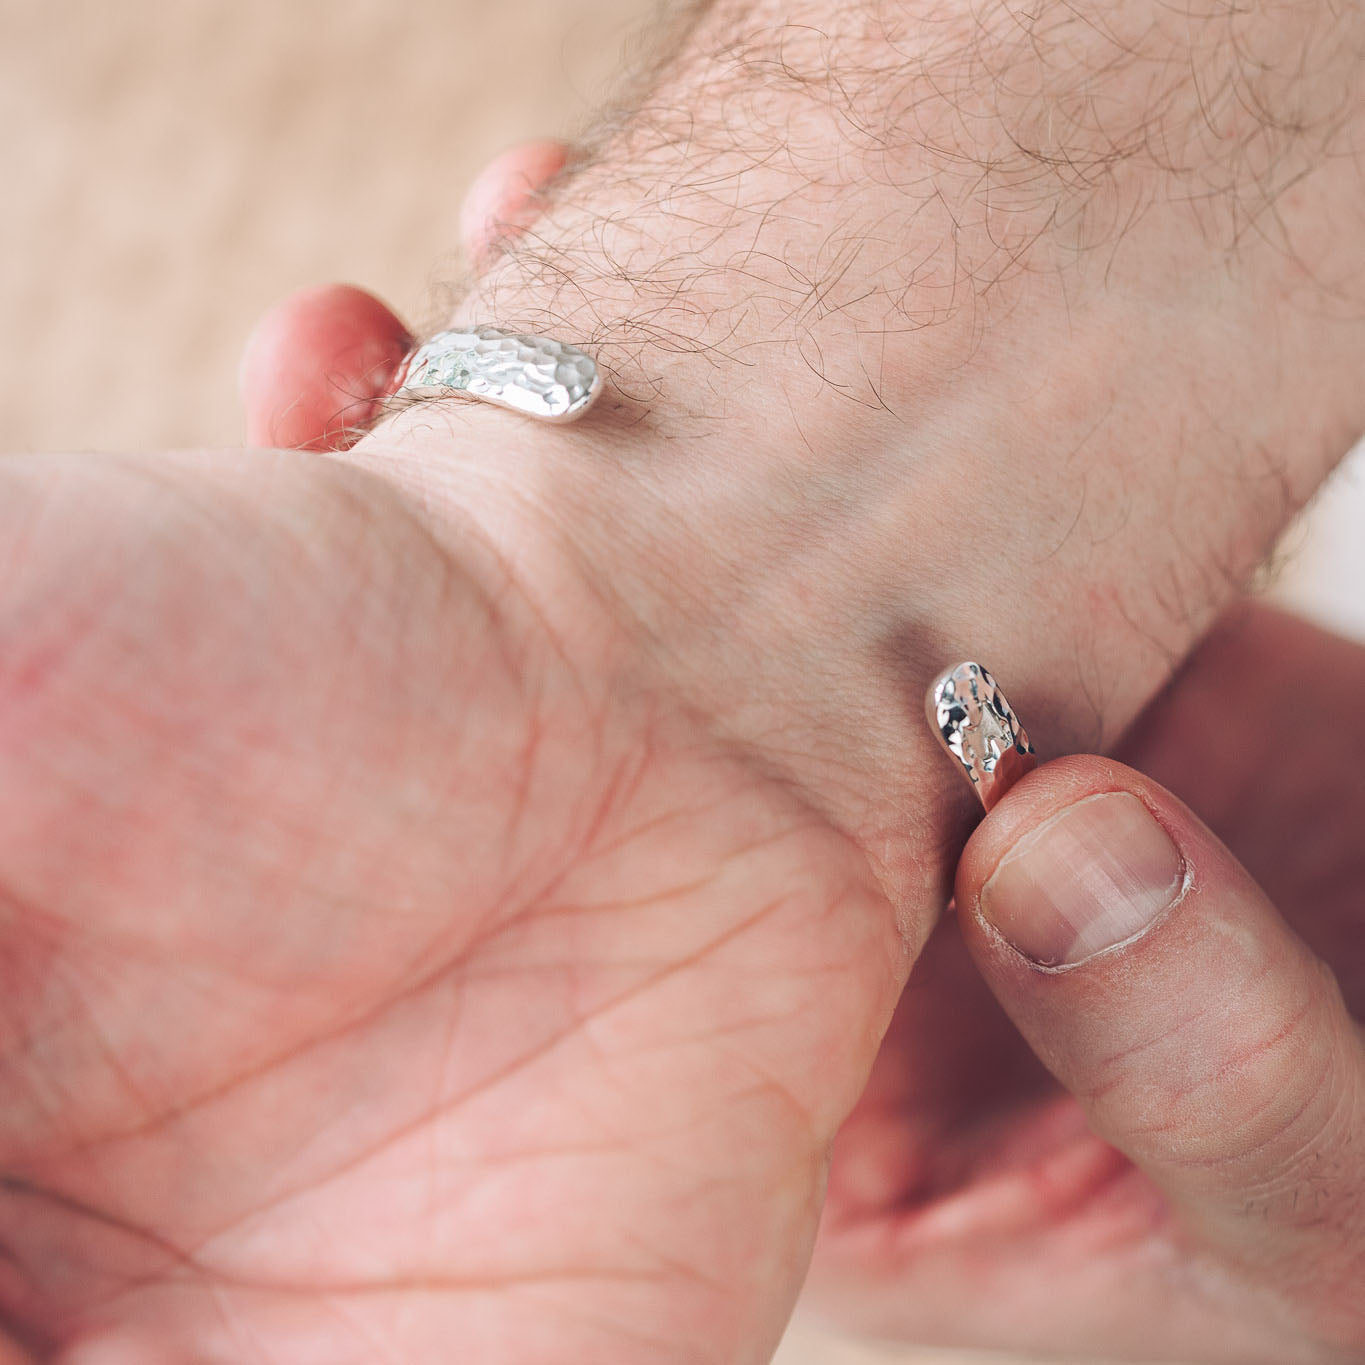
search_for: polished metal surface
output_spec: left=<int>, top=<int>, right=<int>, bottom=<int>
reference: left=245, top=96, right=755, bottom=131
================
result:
left=392, top=327, right=602, bottom=423
left=926, top=662, right=1036, bottom=812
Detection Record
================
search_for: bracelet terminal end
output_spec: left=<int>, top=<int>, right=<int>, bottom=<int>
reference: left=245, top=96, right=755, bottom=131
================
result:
left=926, top=661, right=1037, bottom=813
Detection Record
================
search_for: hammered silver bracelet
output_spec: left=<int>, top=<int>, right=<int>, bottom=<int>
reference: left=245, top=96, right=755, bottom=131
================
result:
left=391, top=327, right=602, bottom=424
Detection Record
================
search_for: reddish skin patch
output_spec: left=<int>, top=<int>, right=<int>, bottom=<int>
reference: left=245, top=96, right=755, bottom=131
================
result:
left=238, top=284, right=411, bottom=452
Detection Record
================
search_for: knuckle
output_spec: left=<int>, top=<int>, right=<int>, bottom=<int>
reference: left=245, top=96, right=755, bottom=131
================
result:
left=1097, top=956, right=1359, bottom=1198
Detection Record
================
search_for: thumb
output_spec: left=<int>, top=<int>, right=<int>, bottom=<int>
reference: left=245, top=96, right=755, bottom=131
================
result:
left=956, top=756, right=1365, bottom=1313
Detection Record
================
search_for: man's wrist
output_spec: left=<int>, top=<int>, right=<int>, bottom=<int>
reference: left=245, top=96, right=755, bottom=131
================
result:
left=351, top=0, right=1365, bottom=916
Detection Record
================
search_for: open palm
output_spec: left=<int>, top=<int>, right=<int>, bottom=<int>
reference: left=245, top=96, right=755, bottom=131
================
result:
left=0, top=446, right=905, bottom=1363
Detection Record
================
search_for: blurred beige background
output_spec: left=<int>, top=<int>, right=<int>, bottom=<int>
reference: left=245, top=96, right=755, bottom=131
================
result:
left=0, top=0, right=648, bottom=453
left=0, top=2, right=1358, bottom=1362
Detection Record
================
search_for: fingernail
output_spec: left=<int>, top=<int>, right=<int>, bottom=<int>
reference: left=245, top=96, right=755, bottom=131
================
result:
left=979, top=792, right=1184, bottom=966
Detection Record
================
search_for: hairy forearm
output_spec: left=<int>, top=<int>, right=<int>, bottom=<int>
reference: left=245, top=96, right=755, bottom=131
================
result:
left=474, top=0, right=1364, bottom=419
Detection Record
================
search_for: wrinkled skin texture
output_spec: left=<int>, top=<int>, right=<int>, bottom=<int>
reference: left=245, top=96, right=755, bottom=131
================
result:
left=2, top=448, right=1359, bottom=1365
left=0, top=447, right=907, bottom=1362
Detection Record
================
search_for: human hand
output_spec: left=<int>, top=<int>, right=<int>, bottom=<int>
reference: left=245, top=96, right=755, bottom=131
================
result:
left=8, top=0, right=1365, bottom=1359
left=0, top=436, right=915, bottom=1363
left=810, top=605, right=1365, bottom=1363
left=236, top=43, right=1365, bottom=1364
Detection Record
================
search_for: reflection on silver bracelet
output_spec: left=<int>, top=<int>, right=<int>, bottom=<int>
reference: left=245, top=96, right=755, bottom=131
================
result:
left=926, top=661, right=1036, bottom=812
left=391, top=327, right=602, bottom=424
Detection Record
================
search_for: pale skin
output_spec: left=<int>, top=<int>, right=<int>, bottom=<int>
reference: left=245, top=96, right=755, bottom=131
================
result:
left=6, top=1, right=1365, bottom=1360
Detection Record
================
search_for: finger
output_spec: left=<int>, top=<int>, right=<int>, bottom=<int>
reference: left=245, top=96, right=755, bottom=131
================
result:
left=238, top=283, right=411, bottom=451
left=459, top=139, right=570, bottom=263
left=956, top=756, right=1365, bottom=1305
left=239, top=141, right=569, bottom=453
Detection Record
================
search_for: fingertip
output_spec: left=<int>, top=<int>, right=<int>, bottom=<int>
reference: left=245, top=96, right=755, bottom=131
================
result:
left=238, top=284, right=410, bottom=451
left=459, top=140, right=570, bottom=262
